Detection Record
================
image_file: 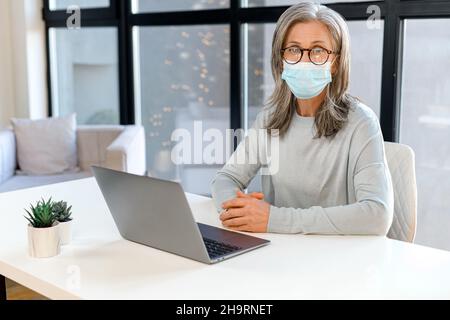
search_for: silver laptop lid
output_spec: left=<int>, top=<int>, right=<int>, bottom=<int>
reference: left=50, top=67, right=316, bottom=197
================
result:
left=92, top=166, right=211, bottom=264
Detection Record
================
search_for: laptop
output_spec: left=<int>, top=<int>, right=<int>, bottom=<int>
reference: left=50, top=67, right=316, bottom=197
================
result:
left=92, top=166, right=270, bottom=264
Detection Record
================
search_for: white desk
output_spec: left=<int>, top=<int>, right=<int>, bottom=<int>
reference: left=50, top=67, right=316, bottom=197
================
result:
left=1, top=178, right=450, bottom=300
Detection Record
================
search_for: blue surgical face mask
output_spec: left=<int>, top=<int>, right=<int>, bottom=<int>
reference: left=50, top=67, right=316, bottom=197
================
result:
left=281, top=61, right=332, bottom=99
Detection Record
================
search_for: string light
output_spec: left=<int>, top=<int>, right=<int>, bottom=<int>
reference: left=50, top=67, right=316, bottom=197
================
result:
left=254, top=68, right=263, bottom=76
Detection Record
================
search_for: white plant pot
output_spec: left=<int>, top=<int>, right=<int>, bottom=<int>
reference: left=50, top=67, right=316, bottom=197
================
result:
left=58, top=220, right=72, bottom=245
left=27, top=223, right=61, bottom=258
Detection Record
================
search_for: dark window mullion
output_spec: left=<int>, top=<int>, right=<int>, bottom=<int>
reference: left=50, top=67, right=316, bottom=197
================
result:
left=118, top=0, right=135, bottom=125
left=398, top=0, right=450, bottom=18
left=129, top=9, right=232, bottom=26
left=45, top=27, right=53, bottom=118
left=45, top=20, right=118, bottom=28
left=231, top=0, right=242, bottom=133
left=380, top=0, right=402, bottom=142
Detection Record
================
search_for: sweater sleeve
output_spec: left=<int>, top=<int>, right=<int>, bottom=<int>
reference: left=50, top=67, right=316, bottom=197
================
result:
left=210, top=113, right=265, bottom=213
left=268, top=116, right=394, bottom=236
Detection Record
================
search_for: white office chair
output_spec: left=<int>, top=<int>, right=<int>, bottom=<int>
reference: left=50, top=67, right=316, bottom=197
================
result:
left=384, top=142, right=418, bottom=243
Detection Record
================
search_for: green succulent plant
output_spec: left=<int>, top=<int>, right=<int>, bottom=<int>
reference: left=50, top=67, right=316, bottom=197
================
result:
left=25, top=198, right=57, bottom=229
left=52, top=200, right=73, bottom=223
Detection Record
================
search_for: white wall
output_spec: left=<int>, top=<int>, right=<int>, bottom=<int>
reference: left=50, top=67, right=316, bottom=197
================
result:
left=0, top=0, right=47, bottom=128
left=0, top=0, right=15, bottom=127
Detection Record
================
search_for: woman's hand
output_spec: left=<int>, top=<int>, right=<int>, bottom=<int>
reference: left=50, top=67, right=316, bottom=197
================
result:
left=219, top=190, right=270, bottom=233
left=238, top=190, right=265, bottom=201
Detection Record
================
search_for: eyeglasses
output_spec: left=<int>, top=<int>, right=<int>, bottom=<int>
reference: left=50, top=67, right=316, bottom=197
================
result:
left=281, top=45, right=338, bottom=66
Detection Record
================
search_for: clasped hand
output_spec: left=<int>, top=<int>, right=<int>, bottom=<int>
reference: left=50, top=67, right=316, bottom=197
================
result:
left=219, top=190, right=270, bottom=233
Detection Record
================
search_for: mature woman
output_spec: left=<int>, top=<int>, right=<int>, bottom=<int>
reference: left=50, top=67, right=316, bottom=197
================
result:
left=211, top=2, right=394, bottom=235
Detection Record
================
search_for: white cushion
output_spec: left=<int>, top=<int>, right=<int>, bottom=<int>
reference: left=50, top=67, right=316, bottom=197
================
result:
left=11, top=114, right=78, bottom=175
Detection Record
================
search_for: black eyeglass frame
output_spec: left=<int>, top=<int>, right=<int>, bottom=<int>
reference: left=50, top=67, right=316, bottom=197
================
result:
left=281, top=45, right=339, bottom=66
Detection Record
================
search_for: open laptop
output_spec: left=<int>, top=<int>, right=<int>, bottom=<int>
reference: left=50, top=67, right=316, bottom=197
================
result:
left=92, top=166, right=270, bottom=264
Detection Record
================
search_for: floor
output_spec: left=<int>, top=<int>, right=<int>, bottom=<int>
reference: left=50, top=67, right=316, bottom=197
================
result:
left=5, top=278, right=47, bottom=300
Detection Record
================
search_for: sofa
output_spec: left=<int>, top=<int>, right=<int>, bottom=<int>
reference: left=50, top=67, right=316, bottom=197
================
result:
left=0, top=125, right=146, bottom=193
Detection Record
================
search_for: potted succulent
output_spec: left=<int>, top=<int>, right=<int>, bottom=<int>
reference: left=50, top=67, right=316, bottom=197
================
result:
left=52, top=200, right=73, bottom=245
left=25, top=198, right=60, bottom=258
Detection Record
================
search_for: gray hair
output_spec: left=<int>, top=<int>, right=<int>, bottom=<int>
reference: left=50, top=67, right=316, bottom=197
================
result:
left=265, top=2, right=357, bottom=138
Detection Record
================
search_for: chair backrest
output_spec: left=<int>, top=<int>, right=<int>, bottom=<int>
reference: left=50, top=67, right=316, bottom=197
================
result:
left=384, top=142, right=418, bottom=243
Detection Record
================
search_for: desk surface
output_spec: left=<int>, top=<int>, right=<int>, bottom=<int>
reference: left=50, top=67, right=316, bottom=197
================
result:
left=1, top=178, right=450, bottom=300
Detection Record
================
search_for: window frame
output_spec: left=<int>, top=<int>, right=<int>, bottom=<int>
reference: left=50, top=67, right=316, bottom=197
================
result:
left=43, top=0, right=450, bottom=142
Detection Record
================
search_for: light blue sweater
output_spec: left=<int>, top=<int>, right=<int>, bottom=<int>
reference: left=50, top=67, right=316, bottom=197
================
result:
left=211, top=102, right=394, bottom=235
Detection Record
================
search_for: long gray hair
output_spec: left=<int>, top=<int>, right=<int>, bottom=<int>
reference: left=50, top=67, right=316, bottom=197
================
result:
left=266, top=2, right=357, bottom=138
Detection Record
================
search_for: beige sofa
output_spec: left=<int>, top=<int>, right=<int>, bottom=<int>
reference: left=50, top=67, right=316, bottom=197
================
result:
left=0, top=125, right=146, bottom=193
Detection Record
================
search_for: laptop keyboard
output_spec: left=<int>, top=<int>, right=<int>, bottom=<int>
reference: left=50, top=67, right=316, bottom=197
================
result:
left=203, top=238, right=242, bottom=259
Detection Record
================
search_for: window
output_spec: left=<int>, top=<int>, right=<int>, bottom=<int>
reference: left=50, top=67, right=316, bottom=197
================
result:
left=134, top=25, right=230, bottom=195
left=243, top=23, right=276, bottom=130
left=347, top=20, right=384, bottom=117
left=400, top=19, right=450, bottom=251
left=49, top=27, right=120, bottom=124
